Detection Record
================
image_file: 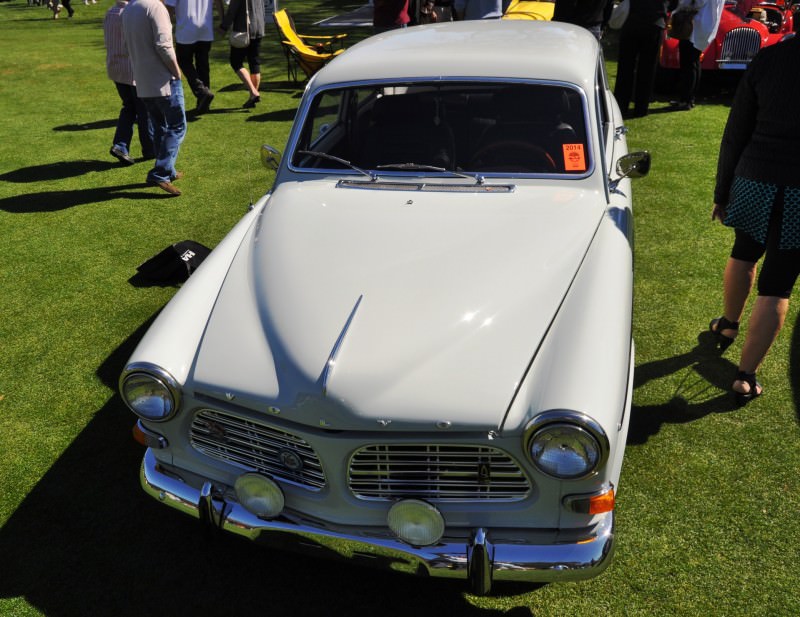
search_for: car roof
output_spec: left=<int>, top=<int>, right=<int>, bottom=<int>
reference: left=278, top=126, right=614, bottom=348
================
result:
left=312, top=21, right=600, bottom=90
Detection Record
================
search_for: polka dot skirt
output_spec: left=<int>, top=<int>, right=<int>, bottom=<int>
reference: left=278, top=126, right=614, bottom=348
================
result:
left=725, top=176, right=800, bottom=250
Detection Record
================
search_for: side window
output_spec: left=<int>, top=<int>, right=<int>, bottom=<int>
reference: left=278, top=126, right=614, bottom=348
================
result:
left=596, top=58, right=611, bottom=147
left=309, top=91, right=343, bottom=148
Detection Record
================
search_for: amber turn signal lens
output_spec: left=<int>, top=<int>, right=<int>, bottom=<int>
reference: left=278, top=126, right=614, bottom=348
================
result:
left=587, top=488, right=615, bottom=515
left=563, top=486, right=615, bottom=514
left=132, top=422, right=147, bottom=446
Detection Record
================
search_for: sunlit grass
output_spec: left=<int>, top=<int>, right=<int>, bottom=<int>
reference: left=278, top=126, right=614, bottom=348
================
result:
left=0, top=4, right=798, bottom=616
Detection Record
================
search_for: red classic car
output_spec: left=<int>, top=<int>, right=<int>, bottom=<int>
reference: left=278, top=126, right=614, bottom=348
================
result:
left=660, top=0, right=797, bottom=71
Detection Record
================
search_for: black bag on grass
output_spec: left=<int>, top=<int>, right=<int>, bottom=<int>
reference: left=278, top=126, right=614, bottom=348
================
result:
left=136, top=240, right=211, bottom=283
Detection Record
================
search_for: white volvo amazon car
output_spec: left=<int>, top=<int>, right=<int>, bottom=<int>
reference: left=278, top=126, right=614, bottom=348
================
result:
left=120, top=20, right=649, bottom=594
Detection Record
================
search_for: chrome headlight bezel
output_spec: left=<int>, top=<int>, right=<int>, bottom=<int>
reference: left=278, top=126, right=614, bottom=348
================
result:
left=119, top=362, right=181, bottom=422
left=524, top=411, right=609, bottom=480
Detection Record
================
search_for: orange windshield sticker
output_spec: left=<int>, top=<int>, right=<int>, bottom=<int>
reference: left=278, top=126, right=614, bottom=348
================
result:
left=562, top=144, right=586, bottom=171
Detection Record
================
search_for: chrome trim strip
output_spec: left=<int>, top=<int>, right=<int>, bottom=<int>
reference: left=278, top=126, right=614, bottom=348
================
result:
left=335, top=180, right=517, bottom=193
left=320, top=294, right=363, bottom=396
left=141, top=449, right=615, bottom=588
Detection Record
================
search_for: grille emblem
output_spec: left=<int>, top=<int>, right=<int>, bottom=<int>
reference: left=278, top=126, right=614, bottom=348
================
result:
left=201, top=420, right=228, bottom=442
left=279, top=449, right=304, bottom=472
left=477, top=461, right=491, bottom=485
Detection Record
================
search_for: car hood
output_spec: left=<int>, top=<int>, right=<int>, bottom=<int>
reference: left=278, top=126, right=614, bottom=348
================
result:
left=191, top=179, right=603, bottom=431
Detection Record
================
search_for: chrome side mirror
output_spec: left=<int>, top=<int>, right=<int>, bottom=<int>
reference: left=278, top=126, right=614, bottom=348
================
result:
left=261, top=145, right=282, bottom=171
left=616, top=151, right=651, bottom=179
left=610, top=151, right=651, bottom=191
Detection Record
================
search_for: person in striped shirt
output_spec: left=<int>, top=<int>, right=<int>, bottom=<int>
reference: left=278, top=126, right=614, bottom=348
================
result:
left=104, top=0, right=155, bottom=165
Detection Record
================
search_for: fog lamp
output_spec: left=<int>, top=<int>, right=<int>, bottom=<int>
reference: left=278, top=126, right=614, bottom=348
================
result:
left=234, top=473, right=285, bottom=519
left=387, top=499, right=445, bottom=547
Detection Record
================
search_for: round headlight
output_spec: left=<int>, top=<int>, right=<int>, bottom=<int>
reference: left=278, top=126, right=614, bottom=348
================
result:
left=235, top=473, right=285, bottom=519
left=529, top=423, right=601, bottom=479
left=120, top=370, right=179, bottom=422
left=387, top=499, right=445, bottom=547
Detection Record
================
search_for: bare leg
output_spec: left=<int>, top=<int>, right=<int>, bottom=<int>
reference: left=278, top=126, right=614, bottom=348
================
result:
left=720, top=257, right=757, bottom=338
left=235, top=68, right=259, bottom=98
left=251, top=72, right=261, bottom=93
left=733, top=295, right=788, bottom=394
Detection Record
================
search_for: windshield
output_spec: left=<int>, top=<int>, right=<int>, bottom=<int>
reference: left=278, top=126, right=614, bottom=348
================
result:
left=291, top=82, right=590, bottom=177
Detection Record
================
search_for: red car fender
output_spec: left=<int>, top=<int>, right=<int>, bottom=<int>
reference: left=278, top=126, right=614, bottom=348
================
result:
left=659, top=1, right=793, bottom=70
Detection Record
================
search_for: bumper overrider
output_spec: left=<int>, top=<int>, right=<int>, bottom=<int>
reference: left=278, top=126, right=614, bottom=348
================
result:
left=141, top=449, right=615, bottom=594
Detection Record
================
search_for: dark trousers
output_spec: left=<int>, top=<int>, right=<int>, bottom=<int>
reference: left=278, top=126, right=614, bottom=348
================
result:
left=614, top=24, right=664, bottom=117
left=678, top=39, right=702, bottom=105
left=113, top=82, right=155, bottom=159
left=176, top=41, right=212, bottom=99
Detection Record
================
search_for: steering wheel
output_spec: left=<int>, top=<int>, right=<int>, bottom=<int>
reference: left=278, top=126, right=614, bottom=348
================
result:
left=469, top=141, right=557, bottom=173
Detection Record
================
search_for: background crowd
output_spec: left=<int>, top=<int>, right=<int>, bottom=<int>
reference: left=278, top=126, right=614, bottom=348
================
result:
left=40, top=0, right=796, bottom=397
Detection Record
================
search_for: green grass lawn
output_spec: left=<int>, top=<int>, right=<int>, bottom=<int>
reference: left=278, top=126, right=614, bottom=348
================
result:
left=1, top=3, right=798, bottom=615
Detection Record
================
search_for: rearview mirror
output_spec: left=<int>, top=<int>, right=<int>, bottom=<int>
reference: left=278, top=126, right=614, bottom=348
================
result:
left=261, top=145, right=282, bottom=171
left=616, top=151, right=651, bottom=179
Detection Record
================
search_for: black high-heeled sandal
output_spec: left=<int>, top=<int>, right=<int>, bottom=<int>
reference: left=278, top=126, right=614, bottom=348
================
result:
left=709, top=316, right=739, bottom=351
left=733, top=371, right=762, bottom=405
left=243, top=95, right=260, bottom=109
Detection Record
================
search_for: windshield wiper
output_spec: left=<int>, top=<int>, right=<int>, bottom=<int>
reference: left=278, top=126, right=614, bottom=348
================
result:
left=297, top=150, right=376, bottom=181
left=376, top=163, right=484, bottom=185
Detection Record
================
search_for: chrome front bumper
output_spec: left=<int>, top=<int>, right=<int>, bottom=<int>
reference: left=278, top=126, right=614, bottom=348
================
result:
left=141, top=449, right=615, bottom=593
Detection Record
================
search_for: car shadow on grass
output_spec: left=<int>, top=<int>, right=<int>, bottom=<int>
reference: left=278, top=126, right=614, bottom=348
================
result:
left=0, top=320, right=532, bottom=617
left=628, top=331, right=742, bottom=445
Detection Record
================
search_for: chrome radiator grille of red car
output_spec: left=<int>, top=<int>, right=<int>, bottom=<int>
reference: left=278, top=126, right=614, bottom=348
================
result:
left=190, top=409, right=326, bottom=490
left=720, top=27, right=762, bottom=64
left=348, top=444, right=531, bottom=501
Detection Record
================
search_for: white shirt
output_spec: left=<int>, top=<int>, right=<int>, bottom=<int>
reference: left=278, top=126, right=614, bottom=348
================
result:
left=122, top=0, right=178, bottom=97
left=678, top=0, right=725, bottom=52
left=165, top=0, right=215, bottom=44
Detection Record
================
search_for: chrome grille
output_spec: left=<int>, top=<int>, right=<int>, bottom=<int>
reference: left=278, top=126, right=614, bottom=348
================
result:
left=349, top=444, right=531, bottom=501
left=190, top=409, right=325, bottom=490
left=719, top=28, right=762, bottom=64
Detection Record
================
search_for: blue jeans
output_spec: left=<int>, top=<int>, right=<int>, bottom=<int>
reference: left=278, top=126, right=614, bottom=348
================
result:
left=113, top=82, right=155, bottom=159
left=142, top=79, right=186, bottom=184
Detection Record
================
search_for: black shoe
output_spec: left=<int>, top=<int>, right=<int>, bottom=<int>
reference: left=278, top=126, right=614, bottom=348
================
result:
left=733, top=371, right=762, bottom=405
left=196, top=89, right=214, bottom=114
left=243, top=95, right=260, bottom=109
left=110, top=146, right=135, bottom=166
left=709, top=316, right=739, bottom=351
left=669, top=100, right=694, bottom=111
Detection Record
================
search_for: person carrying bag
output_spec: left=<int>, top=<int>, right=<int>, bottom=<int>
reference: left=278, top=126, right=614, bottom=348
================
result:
left=219, top=0, right=265, bottom=108
left=668, top=0, right=696, bottom=40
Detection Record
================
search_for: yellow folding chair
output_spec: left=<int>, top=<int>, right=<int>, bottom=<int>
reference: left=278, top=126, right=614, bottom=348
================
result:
left=273, top=9, right=347, bottom=82
left=502, top=0, right=555, bottom=20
